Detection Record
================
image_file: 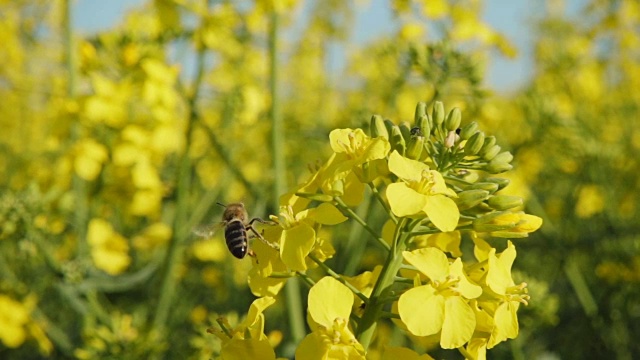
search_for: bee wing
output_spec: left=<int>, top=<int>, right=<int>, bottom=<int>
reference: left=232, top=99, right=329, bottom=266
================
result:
left=192, top=222, right=225, bottom=238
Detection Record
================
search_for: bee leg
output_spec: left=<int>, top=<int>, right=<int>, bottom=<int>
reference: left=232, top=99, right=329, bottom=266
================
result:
left=247, top=217, right=277, bottom=226
left=246, top=225, right=280, bottom=250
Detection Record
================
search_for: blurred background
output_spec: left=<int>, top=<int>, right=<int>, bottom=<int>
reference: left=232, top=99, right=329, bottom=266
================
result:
left=1, top=0, right=639, bottom=359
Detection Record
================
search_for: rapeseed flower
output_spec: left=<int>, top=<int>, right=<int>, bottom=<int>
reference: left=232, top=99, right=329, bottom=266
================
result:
left=296, top=277, right=365, bottom=360
left=386, top=151, right=459, bottom=232
left=398, top=247, right=481, bottom=348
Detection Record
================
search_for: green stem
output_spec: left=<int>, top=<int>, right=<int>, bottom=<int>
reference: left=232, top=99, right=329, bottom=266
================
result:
left=200, top=126, right=262, bottom=200
left=295, top=271, right=316, bottom=287
left=342, top=194, right=373, bottom=275
left=308, top=254, right=368, bottom=303
left=152, top=40, right=205, bottom=334
left=356, top=218, right=410, bottom=349
left=334, top=197, right=390, bottom=251
left=268, top=9, right=305, bottom=345
left=367, top=182, right=397, bottom=224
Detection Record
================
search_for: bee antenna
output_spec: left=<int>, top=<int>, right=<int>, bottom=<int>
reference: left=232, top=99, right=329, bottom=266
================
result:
left=216, top=202, right=227, bottom=208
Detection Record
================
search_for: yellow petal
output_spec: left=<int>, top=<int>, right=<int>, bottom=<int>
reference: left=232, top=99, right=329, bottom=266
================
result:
left=382, top=346, right=435, bottom=360
left=424, top=194, right=459, bottom=232
left=388, top=150, right=428, bottom=181
left=280, top=224, right=315, bottom=271
left=387, top=182, right=427, bottom=217
left=221, top=338, right=275, bottom=360
left=248, top=267, right=287, bottom=297
left=424, top=231, right=462, bottom=257
left=489, top=301, right=519, bottom=348
left=242, top=297, right=276, bottom=330
left=398, top=285, right=444, bottom=336
left=295, top=332, right=327, bottom=360
left=308, top=277, right=353, bottom=328
left=487, top=242, right=516, bottom=295
left=449, top=258, right=482, bottom=299
left=308, top=203, right=347, bottom=225
left=361, top=136, right=391, bottom=162
left=402, top=248, right=449, bottom=282
left=440, top=296, right=475, bottom=349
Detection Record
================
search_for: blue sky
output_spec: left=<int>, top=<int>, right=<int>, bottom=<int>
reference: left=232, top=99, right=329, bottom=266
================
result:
left=73, top=0, right=584, bottom=93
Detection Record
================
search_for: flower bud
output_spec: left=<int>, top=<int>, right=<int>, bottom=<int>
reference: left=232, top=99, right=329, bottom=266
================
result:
left=445, top=108, right=462, bottom=132
left=399, top=122, right=412, bottom=142
left=444, top=130, right=458, bottom=148
left=488, top=195, right=523, bottom=210
left=406, top=134, right=424, bottom=160
left=390, top=125, right=406, bottom=155
left=459, top=121, right=478, bottom=140
left=467, top=182, right=499, bottom=194
left=464, top=131, right=484, bottom=155
left=383, top=119, right=395, bottom=139
left=480, top=136, right=496, bottom=155
left=485, top=177, right=510, bottom=190
left=370, top=114, right=389, bottom=139
left=456, top=189, right=490, bottom=210
left=415, top=114, right=431, bottom=137
left=414, top=102, right=427, bottom=124
left=482, top=144, right=501, bottom=161
left=432, top=101, right=445, bottom=127
left=491, top=151, right=513, bottom=165
left=473, top=211, right=519, bottom=232
left=485, top=161, right=513, bottom=174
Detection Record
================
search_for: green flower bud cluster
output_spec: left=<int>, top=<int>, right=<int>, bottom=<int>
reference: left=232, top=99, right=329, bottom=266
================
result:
left=370, top=101, right=514, bottom=175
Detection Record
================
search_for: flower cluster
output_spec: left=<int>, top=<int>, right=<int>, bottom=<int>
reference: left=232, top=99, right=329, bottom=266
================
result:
left=209, top=101, right=542, bottom=359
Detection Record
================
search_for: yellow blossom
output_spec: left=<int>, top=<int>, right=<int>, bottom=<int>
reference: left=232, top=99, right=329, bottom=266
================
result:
left=87, top=218, right=131, bottom=275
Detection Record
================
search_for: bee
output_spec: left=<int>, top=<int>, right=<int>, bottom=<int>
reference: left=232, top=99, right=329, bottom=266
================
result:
left=193, top=202, right=276, bottom=259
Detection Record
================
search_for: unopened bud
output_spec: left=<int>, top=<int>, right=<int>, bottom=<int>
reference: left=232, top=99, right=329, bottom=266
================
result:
left=416, top=114, right=431, bottom=137
left=491, top=151, right=513, bottom=165
left=444, top=130, right=458, bottom=148
left=485, top=177, right=510, bottom=190
left=488, top=195, right=523, bottom=210
left=473, top=211, right=519, bottom=232
left=486, top=161, right=513, bottom=174
left=464, top=131, right=484, bottom=155
left=445, top=108, right=462, bottom=132
left=370, top=114, right=389, bottom=139
left=406, top=134, right=424, bottom=160
left=467, top=182, right=499, bottom=194
left=432, top=101, right=445, bottom=127
left=480, top=136, right=496, bottom=155
left=390, top=125, right=406, bottom=155
left=399, top=122, right=412, bottom=142
left=383, top=119, right=396, bottom=140
left=456, top=189, right=490, bottom=210
left=459, top=121, right=478, bottom=140
left=414, top=102, right=427, bottom=123
left=482, top=144, right=501, bottom=161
